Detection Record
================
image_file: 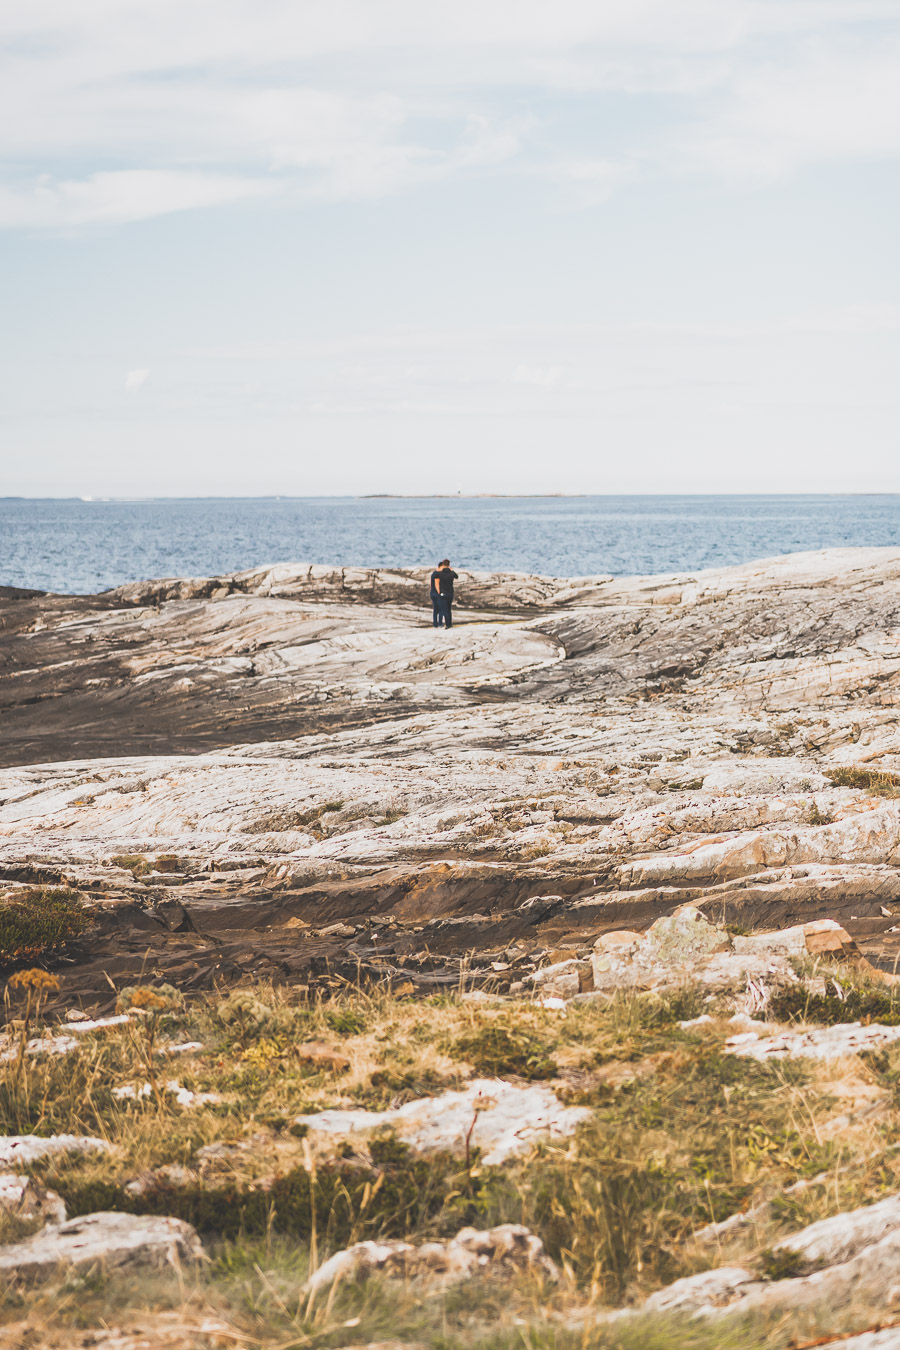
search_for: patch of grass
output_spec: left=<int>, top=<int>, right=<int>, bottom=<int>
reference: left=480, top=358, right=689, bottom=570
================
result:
left=324, top=1007, right=367, bottom=1036
left=768, top=977, right=900, bottom=1027
left=826, top=766, right=900, bottom=796
left=806, top=801, right=832, bottom=826
left=452, top=1023, right=557, bottom=1080
left=58, top=1145, right=491, bottom=1253
left=525, top=1051, right=816, bottom=1299
left=8, top=973, right=900, bottom=1339
left=364, top=1065, right=455, bottom=1108
left=758, top=1245, right=808, bottom=1280
left=110, top=854, right=154, bottom=877
left=0, top=887, right=86, bottom=967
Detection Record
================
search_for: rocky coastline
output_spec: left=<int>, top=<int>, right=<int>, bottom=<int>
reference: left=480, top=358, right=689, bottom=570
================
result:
left=4, top=548, right=900, bottom=1005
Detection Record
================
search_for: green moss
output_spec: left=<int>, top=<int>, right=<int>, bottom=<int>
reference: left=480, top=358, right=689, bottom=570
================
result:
left=0, top=887, right=86, bottom=967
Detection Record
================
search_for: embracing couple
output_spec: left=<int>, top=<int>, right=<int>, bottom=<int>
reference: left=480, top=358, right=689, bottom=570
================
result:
left=429, top=559, right=458, bottom=629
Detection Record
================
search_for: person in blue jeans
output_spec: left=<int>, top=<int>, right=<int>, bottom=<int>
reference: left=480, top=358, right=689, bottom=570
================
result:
left=432, top=559, right=458, bottom=628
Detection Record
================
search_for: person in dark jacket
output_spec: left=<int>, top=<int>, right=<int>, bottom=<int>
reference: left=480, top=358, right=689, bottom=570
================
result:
left=429, top=563, right=444, bottom=627
left=435, top=559, right=458, bottom=628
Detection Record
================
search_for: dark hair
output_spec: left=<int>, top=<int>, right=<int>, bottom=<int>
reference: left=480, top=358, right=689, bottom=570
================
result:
left=439, top=558, right=450, bottom=567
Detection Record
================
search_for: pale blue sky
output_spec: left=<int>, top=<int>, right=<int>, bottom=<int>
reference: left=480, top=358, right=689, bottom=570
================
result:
left=2, top=0, right=899, bottom=496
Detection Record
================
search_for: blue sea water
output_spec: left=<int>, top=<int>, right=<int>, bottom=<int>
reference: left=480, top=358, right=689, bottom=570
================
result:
left=2, top=495, right=900, bottom=595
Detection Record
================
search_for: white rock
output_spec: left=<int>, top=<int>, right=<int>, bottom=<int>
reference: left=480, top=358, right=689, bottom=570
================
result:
left=814, top=1332, right=900, bottom=1349
left=641, top=1265, right=757, bottom=1313
left=726, top=1023, right=900, bottom=1061
left=304, top=1223, right=556, bottom=1295
left=0, top=1033, right=79, bottom=1063
left=113, top=1079, right=222, bottom=1108
left=0, top=1211, right=205, bottom=1283
left=774, top=1192, right=900, bottom=1267
left=0, top=1135, right=111, bottom=1169
left=294, top=1079, right=590, bottom=1166
left=64, top=1014, right=133, bottom=1034
left=635, top=1193, right=900, bottom=1324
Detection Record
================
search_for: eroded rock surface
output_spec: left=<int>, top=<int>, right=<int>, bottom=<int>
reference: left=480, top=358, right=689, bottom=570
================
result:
left=6, top=549, right=900, bottom=1004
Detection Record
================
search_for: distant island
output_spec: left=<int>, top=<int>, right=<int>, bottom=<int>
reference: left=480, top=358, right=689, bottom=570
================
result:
left=359, top=492, right=579, bottom=499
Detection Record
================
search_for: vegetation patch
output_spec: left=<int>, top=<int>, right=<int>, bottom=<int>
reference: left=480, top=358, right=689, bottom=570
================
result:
left=758, top=1245, right=809, bottom=1280
left=0, top=887, right=86, bottom=967
left=452, top=1022, right=558, bottom=1079
left=241, top=801, right=345, bottom=835
left=826, top=766, right=900, bottom=795
left=58, top=1147, right=488, bottom=1251
left=769, top=978, right=900, bottom=1026
left=5, top=970, right=899, bottom=1343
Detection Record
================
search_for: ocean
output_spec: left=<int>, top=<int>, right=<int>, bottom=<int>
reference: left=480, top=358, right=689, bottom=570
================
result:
left=2, top=495, right=900, bottom=595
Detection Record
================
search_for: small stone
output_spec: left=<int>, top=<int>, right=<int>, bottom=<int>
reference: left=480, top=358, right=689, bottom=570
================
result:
left=295, top=1041, right=351, bottom=1072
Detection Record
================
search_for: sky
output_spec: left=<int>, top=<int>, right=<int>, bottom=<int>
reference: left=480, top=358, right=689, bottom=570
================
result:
left=1, top=0, right=899, bottom=497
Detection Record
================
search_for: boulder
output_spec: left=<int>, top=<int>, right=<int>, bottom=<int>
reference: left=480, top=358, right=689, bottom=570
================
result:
left=587, top=906, right=800, bottom=1002
left=0, top=1212, right=205, bottom=1284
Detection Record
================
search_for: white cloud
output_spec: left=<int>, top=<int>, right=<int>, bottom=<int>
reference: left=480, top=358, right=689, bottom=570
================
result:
left=0, top=0, right=899, bottom=227
left=0, top=170, right=275, bottom=230
left=125, top=368, right=150, bottom=392
left=673, top=39, right=900, bottom=178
